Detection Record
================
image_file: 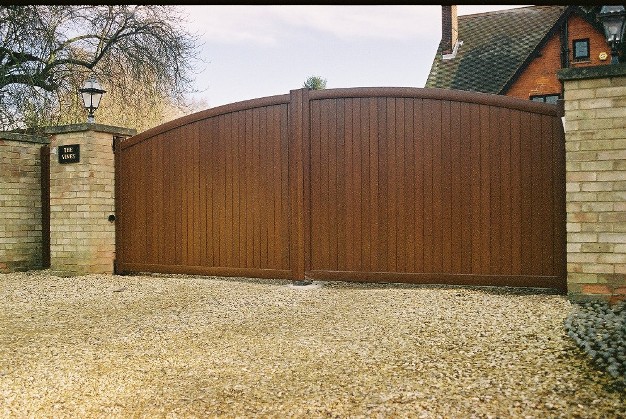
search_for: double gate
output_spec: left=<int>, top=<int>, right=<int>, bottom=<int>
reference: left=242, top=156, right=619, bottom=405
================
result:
left=116, top=88, right=566, bottom=291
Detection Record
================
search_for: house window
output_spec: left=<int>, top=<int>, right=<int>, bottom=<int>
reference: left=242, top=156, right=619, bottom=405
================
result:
left=530, top=94, right=560, bottom=104
left=573, top=38, right=590, bottom=61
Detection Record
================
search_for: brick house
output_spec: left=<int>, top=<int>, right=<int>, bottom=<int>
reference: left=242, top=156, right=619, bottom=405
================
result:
left=425, top=5, right=611, bottom=103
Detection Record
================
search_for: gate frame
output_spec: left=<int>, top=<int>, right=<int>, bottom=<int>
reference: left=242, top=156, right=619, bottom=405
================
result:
left=115, top=87, right=566, bottom=292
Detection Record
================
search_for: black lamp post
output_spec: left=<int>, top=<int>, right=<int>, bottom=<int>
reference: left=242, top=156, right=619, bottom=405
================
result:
left=598, top=5, right=626, bottom=64
left=79, top=76, right=106, bottom=123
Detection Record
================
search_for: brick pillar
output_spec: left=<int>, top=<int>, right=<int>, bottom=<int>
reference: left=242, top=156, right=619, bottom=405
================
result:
left=46, top=124, right=135, bottom=275
left=0, top=133, right=49, bottom=272
left=558, top=64, right=626, bottom=304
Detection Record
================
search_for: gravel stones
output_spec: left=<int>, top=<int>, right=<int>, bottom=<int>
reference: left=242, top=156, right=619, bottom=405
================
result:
left=1, top=271, right=625, bottom=417
left=565, top=300, right=626, bottom=384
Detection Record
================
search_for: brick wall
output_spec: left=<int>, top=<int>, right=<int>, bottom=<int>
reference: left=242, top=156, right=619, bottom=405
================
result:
left=567, top=15, right=609, bottom=69
left=507, top=31, right=563, bottom=99
left=0, top=133, right=48, bottom=272
left=559, top=64, right=626, bottom=304
left=47, top=124, right=134, bottom=275
left=507, top=14, right=609, bottom=100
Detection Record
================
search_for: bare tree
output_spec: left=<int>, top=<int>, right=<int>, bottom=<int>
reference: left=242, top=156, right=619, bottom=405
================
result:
left=0, top=5, right=201, bottom=131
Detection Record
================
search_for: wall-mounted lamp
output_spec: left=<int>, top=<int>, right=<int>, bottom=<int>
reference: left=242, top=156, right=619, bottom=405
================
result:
left=79, top=76, right=106, bottom=123
left=598, top=6, right=626, bottom=64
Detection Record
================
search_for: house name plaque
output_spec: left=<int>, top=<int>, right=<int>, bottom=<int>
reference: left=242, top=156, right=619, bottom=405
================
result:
left=58, top=144, right=80, bottom=164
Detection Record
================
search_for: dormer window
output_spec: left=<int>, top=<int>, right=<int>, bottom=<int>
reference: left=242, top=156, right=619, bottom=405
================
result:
left=573, top=38, right=590, bottom=61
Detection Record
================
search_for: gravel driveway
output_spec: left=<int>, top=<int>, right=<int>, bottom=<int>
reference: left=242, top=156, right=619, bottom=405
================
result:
left=1, top=271, right=624, bottom=418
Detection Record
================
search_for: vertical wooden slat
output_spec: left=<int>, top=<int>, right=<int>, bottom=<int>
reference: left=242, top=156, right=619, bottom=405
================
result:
left=344, top=98, right=356, bottom=270
left=520, top=112, right=533, bottom=274
left=280, top=105, right=290, bottom=271
left=269, top=107, right=278, bottom=269
left=395, top=98, right=414, bottom=272
left=368, top=98, right=380, bottom=272
left=530, top=113, right=543, bottom=275
left=510, top=111, right=522, bottom=274
left=336, top=99, right=347, bottom=270
left=215, top=117, right=224, bottom=266
left=139, top=142, right=149, bottom=264
left=232, top=112, right=242, bottom=268
left=440, top=100, right=453, bottom=273
left=188, top=125, right=196, bottom=265
left=311, top=100, right=323, bottom=271
left=422, top=99, right=434, bottom=273
left=414, top=99, right=424, bottom=273
left=179, top=127, right=188, bottom=265
left=479, top=104, right=491, bottom=274
left=189, top=125, right=197, bottom=265
left=224, top=113, right=234, bottom=268
left=542, top=115, right=555, bottom=275
left=384, top=98, right=395, bottom=272
left=243, top=110, right=252, bottom=268
left=396, top=98, right=407, bottom=272
left=450, top=101, right=462, bottom=273
left=156, top=135, right=166, bottom=265
left=489, top=106, right=501, bottom=275
left=432, top=99, right=443, bottom=272
left=117, top=144, right=127, bottom=266
left=192, top=127, right=201, bottom=266
left=358, top=98, right=368, bottom=271
left=131, top=145, right=142, bottom=264
left=277, top=105, right=287, bottom=269
left=252, top=108, right=261, bottom=268
left=178, top=129, right=186, bottom=265
left=351, top=98, right=362, bottom=271
left=500, top=107, right=513, bottom=275
left=260, top=107, right=270, bottom=269
left=326, top=99, right=337, bottom=270
left=125, top=144, right=138, bottom=264
left=402, top=98, right=415, bottom=273
left=162, top=135, right=174, bottom=266
left=208, top=118, right=218, bottom=267
left=198, top=124, right=208, bottom=267
left=376, top=98, right=388, bottom=272
left=460, top=102, right=473, bottom=274
left=470, top=103, right=482, bottom=274
left=245, top=110, right=254, bottom=268
left=180, top=128, right=188, bottom=265
left=145, top=140, right=155, bottom=263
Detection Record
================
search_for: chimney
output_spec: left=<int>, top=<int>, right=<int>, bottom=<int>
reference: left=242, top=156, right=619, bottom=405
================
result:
left=441, top=5, right=458, bottom=55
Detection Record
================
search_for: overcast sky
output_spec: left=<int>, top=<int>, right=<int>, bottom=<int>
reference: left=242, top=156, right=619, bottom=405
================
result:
left=180, top=5, right=525, bottom=109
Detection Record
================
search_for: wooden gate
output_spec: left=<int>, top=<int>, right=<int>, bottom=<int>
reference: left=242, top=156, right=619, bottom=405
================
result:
left=116, top=88, right=566, bottom=291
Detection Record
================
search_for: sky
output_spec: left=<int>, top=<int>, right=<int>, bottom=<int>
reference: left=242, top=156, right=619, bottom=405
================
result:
left=180, top=5, right=526, bottom=109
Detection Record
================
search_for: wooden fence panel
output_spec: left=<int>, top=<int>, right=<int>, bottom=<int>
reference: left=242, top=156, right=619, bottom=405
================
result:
left=116, top=88, right=566, bottom=291
left=305, top=88, right=566, bottom=291
left=116, top=96, right=293, bottom=279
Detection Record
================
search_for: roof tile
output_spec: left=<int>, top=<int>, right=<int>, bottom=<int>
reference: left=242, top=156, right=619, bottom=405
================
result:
left=425, top=6, right=568, bottom=94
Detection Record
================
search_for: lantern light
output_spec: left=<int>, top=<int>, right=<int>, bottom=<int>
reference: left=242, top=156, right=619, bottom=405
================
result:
left=79, top=76, right=106, bottom=123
